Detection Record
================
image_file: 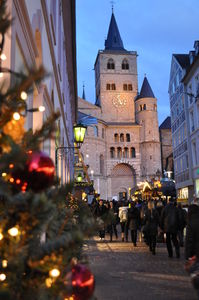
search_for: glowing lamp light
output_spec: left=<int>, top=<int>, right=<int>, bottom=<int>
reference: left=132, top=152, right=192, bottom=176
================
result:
left=73, top=124, right=87, bottom=147
left=0, top=233, right=4, bottom=240
left=16, top=179, right=21, bottom=185
left=0, top=53, right=6, bottom=61
left=0, top=274, right=6, bottom=281
left=13, top=112, right=21, bottom=121
left=77, top=173, right=83, bottom=182
left=45, top=277, right=53, bottom=288
left=9, top=177, right=14, bottom=183
left=38, top=105, right=45, bottom=112
left=20, top=91, right=28, bottom=100
left=2, top=173, right=7, bottom=177
left=0, top=73, right=3, bottom=78
left=2, top=260, right=7, bottom=268
left=49, top=268, right=60, bottom=278
left=9, top=164, right=14, bottom=169
left=8, top=227, right=19, bottom=237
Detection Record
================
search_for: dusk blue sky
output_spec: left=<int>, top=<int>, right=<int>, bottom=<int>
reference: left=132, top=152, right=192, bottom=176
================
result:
left=76, top=0, right=199, bottom=124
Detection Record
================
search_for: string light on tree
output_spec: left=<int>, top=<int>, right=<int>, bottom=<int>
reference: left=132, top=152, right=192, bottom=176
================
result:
left=8, top=227, right=19, bottom=237
left=49, top=268, right=60, bottom=278
left=2, top=260, right=7, bottom=268
left=20, top=91, right=28, bottom=100
left=0, top=233, right=4, bottom=240
left=13, top=112, right=21, bottom=121
left=0, top=274, right=6, bottom=281
left=0, top=53, right=6, bottom=61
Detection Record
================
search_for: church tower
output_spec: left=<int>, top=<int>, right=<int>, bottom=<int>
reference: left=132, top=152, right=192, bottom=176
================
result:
left=94, top=11, right=138, bottom=122
left=135, top=76, right=162, bottom=179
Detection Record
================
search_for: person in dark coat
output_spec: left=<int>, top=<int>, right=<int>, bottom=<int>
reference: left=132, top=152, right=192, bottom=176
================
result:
left=177, top=203, right=187, bottom=247
left=185, top=198, right=199, bottom=298
left=144, top=201, right=159, bottom=255
left=107, top=201, right=118, bottom=242
left=161, top=198, right=180, bottom=258
left=95, top=199, right=107, bottom=239
left=128, top=201, right=140, bottom=246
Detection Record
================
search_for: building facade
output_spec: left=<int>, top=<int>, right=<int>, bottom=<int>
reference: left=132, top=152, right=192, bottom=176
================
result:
left=159, top=117, right=174, bottom=178
left=169, top=42, right=199, bottom=202
left=2, top=0, right=77, bottom=184
left=79, top=12, right=161, bottom=200
left=182, top=41, right=199, bottom=199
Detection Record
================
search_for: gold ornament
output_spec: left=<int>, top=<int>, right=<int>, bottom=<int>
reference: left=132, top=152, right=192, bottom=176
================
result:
left=2, top=117, right=25, bottom=144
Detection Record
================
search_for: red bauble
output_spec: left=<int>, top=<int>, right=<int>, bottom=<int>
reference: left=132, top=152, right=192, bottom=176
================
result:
left=26, top=151, right=55, bottom=192
left=71, top=264, right=95, bottom=300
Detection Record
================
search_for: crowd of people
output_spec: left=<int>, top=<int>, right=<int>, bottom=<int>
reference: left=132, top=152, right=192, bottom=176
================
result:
left=90, top=196, right=188, bottom=257
left=89, top=195, right=199, bottom=297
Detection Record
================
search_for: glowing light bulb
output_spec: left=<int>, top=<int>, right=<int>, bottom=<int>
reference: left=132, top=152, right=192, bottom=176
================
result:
left=13, top=112, right=21, bottom=120
left=9, top=178, right=14, bottom=183
left=20, top=91, right=27, bottom=100
left=9, top=164, right=14, bottom=169
left=2, top=173, right=7, bottom=177
left=8, top=227, right=19, bottom=237
left=38, top=105, right=45, bottom=112
left=0, top=53, right=6, bottom=61
left=0, top=233, right=4, bottom=240
left=0, top=273, right=6, bottom=281
left=45, top=277, right=53, bottom=288
left=49, top=268, right=60, bottom=278
left=2, top=260, right=7, bottom=268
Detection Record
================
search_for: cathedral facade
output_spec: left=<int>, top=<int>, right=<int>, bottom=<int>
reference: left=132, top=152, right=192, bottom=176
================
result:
left=78, top=12, right=161, bottom=200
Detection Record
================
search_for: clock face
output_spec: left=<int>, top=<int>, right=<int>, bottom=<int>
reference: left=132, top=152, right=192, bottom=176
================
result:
left=112, top=94, right=127, bottom=107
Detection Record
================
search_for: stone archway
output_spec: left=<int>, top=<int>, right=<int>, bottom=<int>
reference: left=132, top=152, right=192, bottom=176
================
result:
left=110, top=163, right=136, bottom=200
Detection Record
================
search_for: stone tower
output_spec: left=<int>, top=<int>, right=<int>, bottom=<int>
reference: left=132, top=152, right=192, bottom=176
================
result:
left=94, top=12, right=138, bottom=123
left=135, top=76, right=162, bottom=179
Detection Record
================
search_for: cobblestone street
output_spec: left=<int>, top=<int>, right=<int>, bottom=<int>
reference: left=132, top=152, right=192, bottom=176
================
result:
left=84, top=234, right=197, bottom=300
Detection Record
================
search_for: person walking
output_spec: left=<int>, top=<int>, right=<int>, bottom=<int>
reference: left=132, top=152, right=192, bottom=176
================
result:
left=118, top=202, right=129, bottom=242
left=185, top=197, right=199, bottom=299
left=160, top=198, right=180, bottom=258
left=128, top=201, right=140, bottom=247
left=177, top=203, right=187, bottom=247
left=95, top=199, right=107, bottom=240
left=107, top=201, right=118, bottom=242
left=144, top=201, right=159, bottom=255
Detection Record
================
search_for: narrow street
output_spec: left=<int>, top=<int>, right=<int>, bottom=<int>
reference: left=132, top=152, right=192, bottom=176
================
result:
left=84, top=235, right=196, bottom=300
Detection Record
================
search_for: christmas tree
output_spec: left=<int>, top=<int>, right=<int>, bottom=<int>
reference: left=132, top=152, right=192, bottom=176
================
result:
left=0, top=1, right=95, bottom=299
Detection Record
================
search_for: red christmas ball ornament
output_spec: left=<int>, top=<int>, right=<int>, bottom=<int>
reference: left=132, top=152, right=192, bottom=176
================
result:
left=26, top=151, right=55, bottom=192
left=71, top=264, right=95, bottom=300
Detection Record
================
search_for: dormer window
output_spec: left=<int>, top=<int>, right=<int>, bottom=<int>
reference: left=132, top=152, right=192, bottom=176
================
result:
left=107, top=58, right=115, bottom=70
left=122, top=59, right=129, bottom=70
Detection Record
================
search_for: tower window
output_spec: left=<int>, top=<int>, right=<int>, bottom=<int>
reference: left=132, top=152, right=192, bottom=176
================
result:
left=110, top=147, right=115, bottom=159
left=122, top=59, right=129, bottom=70
left=123, top=84, right=128, bottom=91
left=107, top=58, right=115, bottom=70
left=126, top=133, right=130, bottom=142
left=128, top=84, right=133, bottom=91
left=131, top=147, right=136, bottom=158
left=124, top=147, right=128, bottom=158
left=154, top=104, right=157, bottom=111
left=117, top=147, right=122, bottom=159
left=102, top=128, right=105, bottom=139
left=114, top=133, right=119, bottom=143
left=106, top=83, right=110, bottom=90
left=140, top=105, right=142, bottom=111
left=111, top=83, right=116, bottom=90
left=143, top=104, right=146, bottom=110
left=120, top=133, right=124, bottom=142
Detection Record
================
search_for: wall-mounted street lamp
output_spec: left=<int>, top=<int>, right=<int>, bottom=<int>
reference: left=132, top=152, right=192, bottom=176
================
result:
left=55, top=124, right=87, bottom=175
left=77, top=173, right=83, bottom=182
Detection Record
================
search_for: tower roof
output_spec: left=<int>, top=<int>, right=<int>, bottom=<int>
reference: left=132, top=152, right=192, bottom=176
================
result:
left=105, top=12, right=125, bottom=51
left=136, top=76, right=155, bottom=100
left=159, top=116, right=171, bottom=129
left=173, top=54, right=190, bottom=69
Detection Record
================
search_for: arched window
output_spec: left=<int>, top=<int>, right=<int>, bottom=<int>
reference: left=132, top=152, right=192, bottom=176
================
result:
left=140, top=105, right=142, bottom=111
left=94, top=126, right=98, bottom=137
left=117, top=147, right=122, bottom=159
left=131, top=147, right=136, bottom=158
left=123, top=84, right=127, bottom=91
left=120, top=133, right=124, bottom=142
left=111, top=83, right=116, bottom=90
left=107, top=58, right=115, bottom=70
left=110, top=147, right=115, bottom=159
left=126, top=133, right=130, bottom=142
left=100, top=154, right=104, bottom=175
left=128, top=84, right=133, bottom=91
left=114, top=133, right=119, bottom=143
left=143, top=104, right=146, bottom=110
left=106, top=83, right=110, bottom=90
left=122, top=59, right=129, bottom=70
left=154, top=104, right=157, bottom=111
left=124, top=147, right=128, bottom=158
